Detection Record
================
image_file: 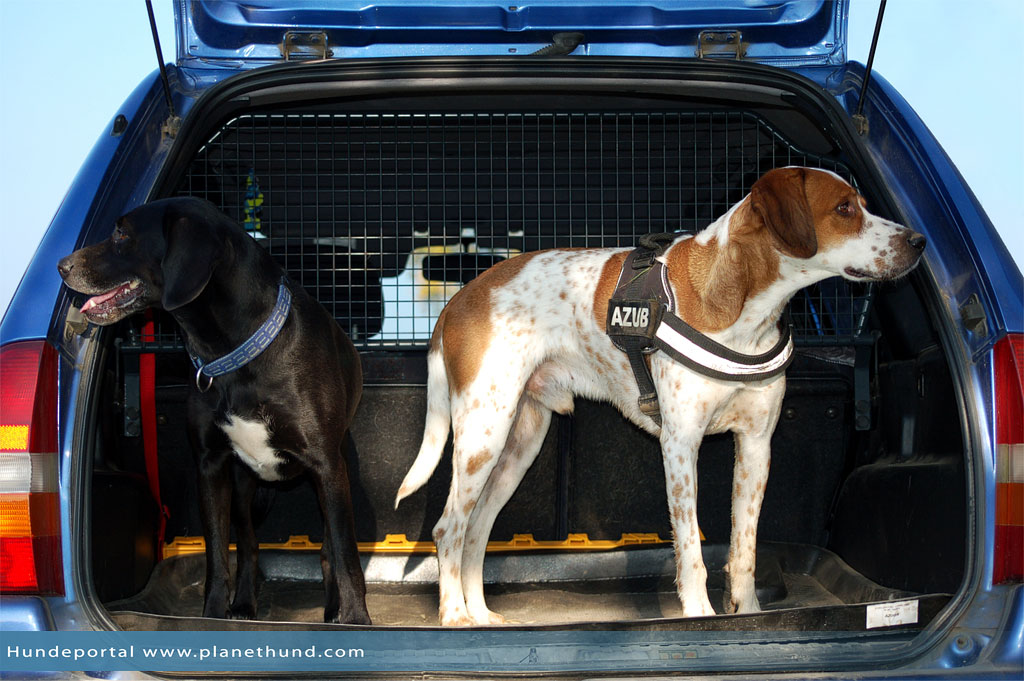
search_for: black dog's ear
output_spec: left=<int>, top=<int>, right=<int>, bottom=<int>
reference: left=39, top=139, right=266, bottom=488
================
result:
left=161, top=215, right=221, bottom=310
left=750, top=167, right=818, bottom=259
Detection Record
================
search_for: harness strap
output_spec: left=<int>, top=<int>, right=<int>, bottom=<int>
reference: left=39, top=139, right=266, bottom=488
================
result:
left=606, top=245, right=676, bottom=424
left=621, top=336, right=662, bottom=426
left=606, top=234, right=794, bottom=424
left=655, top=312, right=794, bottom=382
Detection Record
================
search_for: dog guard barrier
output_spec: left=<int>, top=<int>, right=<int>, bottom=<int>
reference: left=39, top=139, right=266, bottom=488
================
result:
left=112, top=107, right=884, bottom=560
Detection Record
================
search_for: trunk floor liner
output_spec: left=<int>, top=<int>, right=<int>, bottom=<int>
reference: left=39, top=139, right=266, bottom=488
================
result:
left=108, top=543, right=949, bottom=631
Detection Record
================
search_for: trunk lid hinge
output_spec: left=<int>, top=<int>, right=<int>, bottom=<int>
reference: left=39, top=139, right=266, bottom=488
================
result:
left=279, top=31, right=333, bottom=61
left=696, top=30, right=747, bottom=60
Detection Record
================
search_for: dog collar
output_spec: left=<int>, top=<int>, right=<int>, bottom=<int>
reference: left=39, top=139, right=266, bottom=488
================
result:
left=189, top=281, right=292, bottom=391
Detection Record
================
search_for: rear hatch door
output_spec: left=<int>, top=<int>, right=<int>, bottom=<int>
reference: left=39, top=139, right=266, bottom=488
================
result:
left=176, top=0, right=848, bottom=69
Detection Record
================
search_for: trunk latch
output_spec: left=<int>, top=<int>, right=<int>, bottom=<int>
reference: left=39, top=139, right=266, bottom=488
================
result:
left=959, top=293, right=989, bottom=338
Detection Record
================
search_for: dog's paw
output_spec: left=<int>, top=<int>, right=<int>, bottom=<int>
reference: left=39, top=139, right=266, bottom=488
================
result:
left=202, top=598, right=230, bottom=620
left=439, top=612, right=476, bottom=627
left=725, top=595, right=761, bottom=615
left=325, top=608, right=372, bottom=625
left=723, top=582, right=761, bottom=614
left=475, top=609, right=506, bottom=626
left=228, top=603, right=258, bottom=620
left=680, top=597, right=717, bottom=618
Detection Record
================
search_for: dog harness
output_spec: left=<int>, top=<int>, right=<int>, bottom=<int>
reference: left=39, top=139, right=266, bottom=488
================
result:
left=189, top=280, right=292, bottom=391
left=606, top=233, right=794, bottom=425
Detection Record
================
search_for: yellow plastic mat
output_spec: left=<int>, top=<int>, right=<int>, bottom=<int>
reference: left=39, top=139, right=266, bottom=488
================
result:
left=160, top=531, right=702, bottom=558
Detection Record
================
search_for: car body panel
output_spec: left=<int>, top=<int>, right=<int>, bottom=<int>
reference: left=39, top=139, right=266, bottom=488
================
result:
left=177, top=0, right=847, bottom=67
left=0, top=72, right=178, bottom=346
left=847, top=67, right=1022, bottom=346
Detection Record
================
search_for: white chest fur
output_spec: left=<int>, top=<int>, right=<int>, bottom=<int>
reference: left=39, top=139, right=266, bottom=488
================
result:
left=219, top=414, right=285, bottom=481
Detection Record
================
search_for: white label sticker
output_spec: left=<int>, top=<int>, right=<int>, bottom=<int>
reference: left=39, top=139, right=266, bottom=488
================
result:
left=866, top=599, right=919, bottom=629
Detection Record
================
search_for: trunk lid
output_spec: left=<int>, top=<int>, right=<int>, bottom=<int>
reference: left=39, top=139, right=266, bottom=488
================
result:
left=176, top=0, right=847, bottom=69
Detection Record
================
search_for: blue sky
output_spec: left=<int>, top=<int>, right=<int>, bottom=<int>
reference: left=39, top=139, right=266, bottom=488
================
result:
left=1, top=0, right=1021, bottom=316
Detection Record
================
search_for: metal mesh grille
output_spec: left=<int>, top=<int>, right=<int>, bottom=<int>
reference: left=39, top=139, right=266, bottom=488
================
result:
left=176, top=110, right=869, bottom=349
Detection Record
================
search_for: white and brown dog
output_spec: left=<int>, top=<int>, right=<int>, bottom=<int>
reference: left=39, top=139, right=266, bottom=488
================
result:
left=395, top=167, right=926, bottom=626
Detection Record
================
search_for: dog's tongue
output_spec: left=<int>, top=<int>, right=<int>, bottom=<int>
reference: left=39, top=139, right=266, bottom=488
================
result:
left=80, top=286, right=123, bottom=313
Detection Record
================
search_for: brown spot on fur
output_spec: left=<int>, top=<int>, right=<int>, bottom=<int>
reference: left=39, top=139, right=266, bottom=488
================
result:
left=665, top=203, right=780, bottom=334
left=672, top=483, right=683, bottom=497
left=750, top=167, right=818, bottom=258
left=439, top=251, right=541, bottom=394
left=466, top=450, right=492, bottom=476
left=463, top=500, right=477, bottom=515
left=800, top=169, right=875, bottom=251
left=593, top=251, right=629, bottom=328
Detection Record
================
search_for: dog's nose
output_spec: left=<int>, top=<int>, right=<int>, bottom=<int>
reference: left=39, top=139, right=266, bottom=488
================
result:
left=907, top=232, right=927, bottom=251
left=57, top=258, right=73, bottom=278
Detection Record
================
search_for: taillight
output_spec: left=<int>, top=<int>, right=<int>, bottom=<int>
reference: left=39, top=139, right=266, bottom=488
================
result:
left=0, top=340, right=63, bottom=595
left=994, top=333, right=1024, bottom=584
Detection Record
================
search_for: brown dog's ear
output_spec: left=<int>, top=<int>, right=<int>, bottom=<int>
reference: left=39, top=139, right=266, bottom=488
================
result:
left=750, top=167, right=818, bottom=258
left=161, top=215, right=220, bottom=310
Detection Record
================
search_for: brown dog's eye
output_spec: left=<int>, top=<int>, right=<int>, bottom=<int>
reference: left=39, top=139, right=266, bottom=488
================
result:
left=113, top=226, right=128, bottom=242
left=835, top=201, right=855, bottom=217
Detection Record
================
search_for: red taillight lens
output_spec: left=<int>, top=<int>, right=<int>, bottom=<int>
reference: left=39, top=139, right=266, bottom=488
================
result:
left=994, top=333, right=1024, bottom=584
left=0, top=340, right=63, bottom=595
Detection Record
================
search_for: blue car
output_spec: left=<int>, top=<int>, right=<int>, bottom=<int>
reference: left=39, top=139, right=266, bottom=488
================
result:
left=2, top=1, right=1021, bottom=677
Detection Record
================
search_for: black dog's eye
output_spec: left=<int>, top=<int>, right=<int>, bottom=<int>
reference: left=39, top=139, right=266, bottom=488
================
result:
left=835, top=201, right=855, bottom=217
left=111, top=225, right=131, bottom=254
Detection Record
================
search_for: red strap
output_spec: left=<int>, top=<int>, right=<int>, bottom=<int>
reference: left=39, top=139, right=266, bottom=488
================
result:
left=140, top=313, right=169, bottom=560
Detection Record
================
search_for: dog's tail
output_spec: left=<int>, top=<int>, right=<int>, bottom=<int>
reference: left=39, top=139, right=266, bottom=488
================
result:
left=394, top=347, right=450, bottom=508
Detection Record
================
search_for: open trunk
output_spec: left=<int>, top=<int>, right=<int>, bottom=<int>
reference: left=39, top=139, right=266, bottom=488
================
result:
left=84, top=59, right=966, bottom=634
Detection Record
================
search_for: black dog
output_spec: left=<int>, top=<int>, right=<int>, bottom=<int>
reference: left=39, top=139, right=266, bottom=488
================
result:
left=58, top=197, right=370, bottom=624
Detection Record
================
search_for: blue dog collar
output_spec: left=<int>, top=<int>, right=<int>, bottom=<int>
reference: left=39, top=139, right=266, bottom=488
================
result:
left=189, top=281, right=292, bottom=391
